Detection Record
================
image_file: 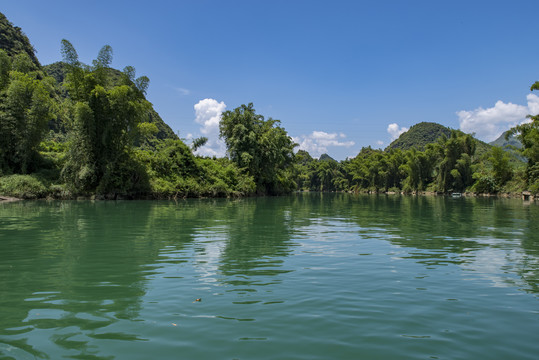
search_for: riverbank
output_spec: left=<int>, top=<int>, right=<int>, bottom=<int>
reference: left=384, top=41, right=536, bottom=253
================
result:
left=348, top=189, right=537, bottom=201
left=0, top=196, right=21, bottom=202
left=1, top=184, right=537, bottom=202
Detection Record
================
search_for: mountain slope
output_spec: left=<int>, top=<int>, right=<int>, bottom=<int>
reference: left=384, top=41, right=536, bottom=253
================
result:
left=386, top=121, right=494, bottom=158
left=43, top=63, right=178, bottom=143
left=489, top=130, right=522, bottom=149
left=0, top=12, right=40, bottom=67
left=1, top=11, right=178, bottom=145
left=386, top=122, right=452, bottom=151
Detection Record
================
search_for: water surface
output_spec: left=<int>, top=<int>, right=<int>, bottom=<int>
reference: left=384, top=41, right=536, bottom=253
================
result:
left=0, top=194, right=538, bottom=359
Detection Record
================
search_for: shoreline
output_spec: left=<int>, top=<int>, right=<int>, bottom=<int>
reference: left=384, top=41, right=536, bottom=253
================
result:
left=1, top=190, right=536, bottom=202
left=0, top=196, right=22, bottom=202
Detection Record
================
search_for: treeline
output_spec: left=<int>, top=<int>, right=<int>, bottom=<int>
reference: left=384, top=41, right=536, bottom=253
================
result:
left=0, top=32, right=538, bottom=199
left=293, top=131, right=531, bottom=194
left=293, top=96, right=539, bottom=195
left=0, top=40, right=298, bottom=199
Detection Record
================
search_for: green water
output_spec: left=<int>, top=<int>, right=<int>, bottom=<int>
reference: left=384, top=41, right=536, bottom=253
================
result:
left=0, top=194, right=538, bottom=359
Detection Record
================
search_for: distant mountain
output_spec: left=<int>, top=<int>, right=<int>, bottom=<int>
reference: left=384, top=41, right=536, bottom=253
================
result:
left=489, top=130, right=522, bottom=149
left=0, top=11, right=40, bottom=67
left=386, top=122, right=452, bottom=151
left=386, top=121, right=493, bottom=158
left=319, top=153, right=337, bottom=162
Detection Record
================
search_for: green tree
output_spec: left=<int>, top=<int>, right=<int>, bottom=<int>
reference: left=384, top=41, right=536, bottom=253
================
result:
left=489, top=146, right=512, bottom=187
left=507, top=80, right=539, bottom=192
left=345, top=147, right=376, bottom=191
left=316, top=160, right=335, bottom=191
left=219, top=103, right=296, bottom=194
left=191, top=136, right=208, bottom=152
left=292, top=149, right=315, bottom=190
left=401, top=148, right=432, bottom=192
left=59, top=40, right=151, bottom=194
left=435, top=131, right=476, bottom=192
left=382, top=148, right=406, bottom=191
left=0, top=50, right=55, bottom=174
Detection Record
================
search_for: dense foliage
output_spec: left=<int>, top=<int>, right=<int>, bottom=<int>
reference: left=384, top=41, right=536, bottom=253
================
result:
left=290, top=130, right=527, bottom=195
left=58, top=40, right=152, bottom=194
left=43, top=61, right=178, bottom=144
left=386, top=122, right=451, bottom=151
left=0, top=12, right=40, bottom=67
left=219, top=103, right=296, bottom=194
left=0, top=50, right=55, bottom=174
left=506, top=80, right=539, bottom=193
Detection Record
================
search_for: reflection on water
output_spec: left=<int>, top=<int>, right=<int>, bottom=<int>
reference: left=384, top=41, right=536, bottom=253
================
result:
left=0, top=194, right=538, bottom=359
left=341, top=195, right=539, bottom=294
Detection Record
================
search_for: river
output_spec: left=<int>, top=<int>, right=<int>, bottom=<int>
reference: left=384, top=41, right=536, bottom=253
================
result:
left=0, top=194, right=538, bottom=359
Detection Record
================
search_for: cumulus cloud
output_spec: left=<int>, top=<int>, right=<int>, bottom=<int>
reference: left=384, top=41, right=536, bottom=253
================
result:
left=527, top=93, right=539, bottom=114
left=387, top=123, right=409, bottom=141
left=194, top=98, right=226, bottom=135
left=193, top=98, right=227, bottom=157
left=293, top=131, right=355, bottom=158
left=457, top=94, right=539, bottom=142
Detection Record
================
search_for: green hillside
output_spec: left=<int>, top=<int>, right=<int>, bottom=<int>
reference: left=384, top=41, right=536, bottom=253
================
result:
left=0, top=12, right=40, bottom=67
left=43, top=62, right=178, bottom=143
left=319, top=153, right=337, bottom=162
left=1, top=11, right=177, bottom=146
left=386, top=121, right=493, bottom=158
left=489, top=130, right=522, bottom=149
left=386, top=122, right=451, bottom=151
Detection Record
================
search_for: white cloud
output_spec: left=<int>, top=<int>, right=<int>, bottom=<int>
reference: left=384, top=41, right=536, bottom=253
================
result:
left=387, top=123, right=409, bottom=141
left=193, top=98, right=227, bottom=157
left=175, top=87, right=191, bottom=96
left=457, top=94, right=539, bottom=142
left=527, top=93, right=539, bottom=114
left=194, top=140, right=227, bottom=157
left=194, top=98, right=226, bottom=135
left=293, top=131, right=355, bottom=158
left=376, top=140, right=384, bottom=146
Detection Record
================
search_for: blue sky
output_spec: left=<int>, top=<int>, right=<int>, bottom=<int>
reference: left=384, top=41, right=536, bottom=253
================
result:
left=3, top=0, right=539, bottom=159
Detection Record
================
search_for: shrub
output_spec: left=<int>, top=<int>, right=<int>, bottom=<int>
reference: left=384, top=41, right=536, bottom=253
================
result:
left=471, top=174, right=497, bottom=194
left=0, top=174, right=48, bottom=199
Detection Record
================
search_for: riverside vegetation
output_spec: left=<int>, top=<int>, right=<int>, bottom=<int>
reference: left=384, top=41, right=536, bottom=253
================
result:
left=1, top=12, right=538, bottom=200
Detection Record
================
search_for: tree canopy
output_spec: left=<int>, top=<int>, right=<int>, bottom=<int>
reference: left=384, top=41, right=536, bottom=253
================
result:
left=219, top=103, right=297, bottom=194
left=59, top=40, right=152, bottom=193
left=0, top=12, right=40, bottom=67
left=0, top=50, right=54, bottom=174
left=507, top=80, right=539, bottom=192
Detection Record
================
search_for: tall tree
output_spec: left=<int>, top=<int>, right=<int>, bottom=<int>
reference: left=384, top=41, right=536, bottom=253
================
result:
left=60, top=40, right=150, bottom=193
left=219, top=103, right=296, bottom=194
left=507, top=80, right=539, bottom=192
left=489, top=146, right=513, bottom=187
left=435, top=131, right=476, bottom=192
left=0, top=50, right=54, bottom=174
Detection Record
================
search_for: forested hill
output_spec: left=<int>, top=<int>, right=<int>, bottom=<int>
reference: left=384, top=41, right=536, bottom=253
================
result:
left=386, top=121, right=492, bottom=157
left=319, top=153, right=337, bottom=162
left=0, top=12, right=40, bottom=68
left=489, top=131, right=522, bottom=149
left=0, top=11, right=177, bottom=145
left=43, top=61, right=178, bottom=142
left=386, top=122, right=451, bottom=151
